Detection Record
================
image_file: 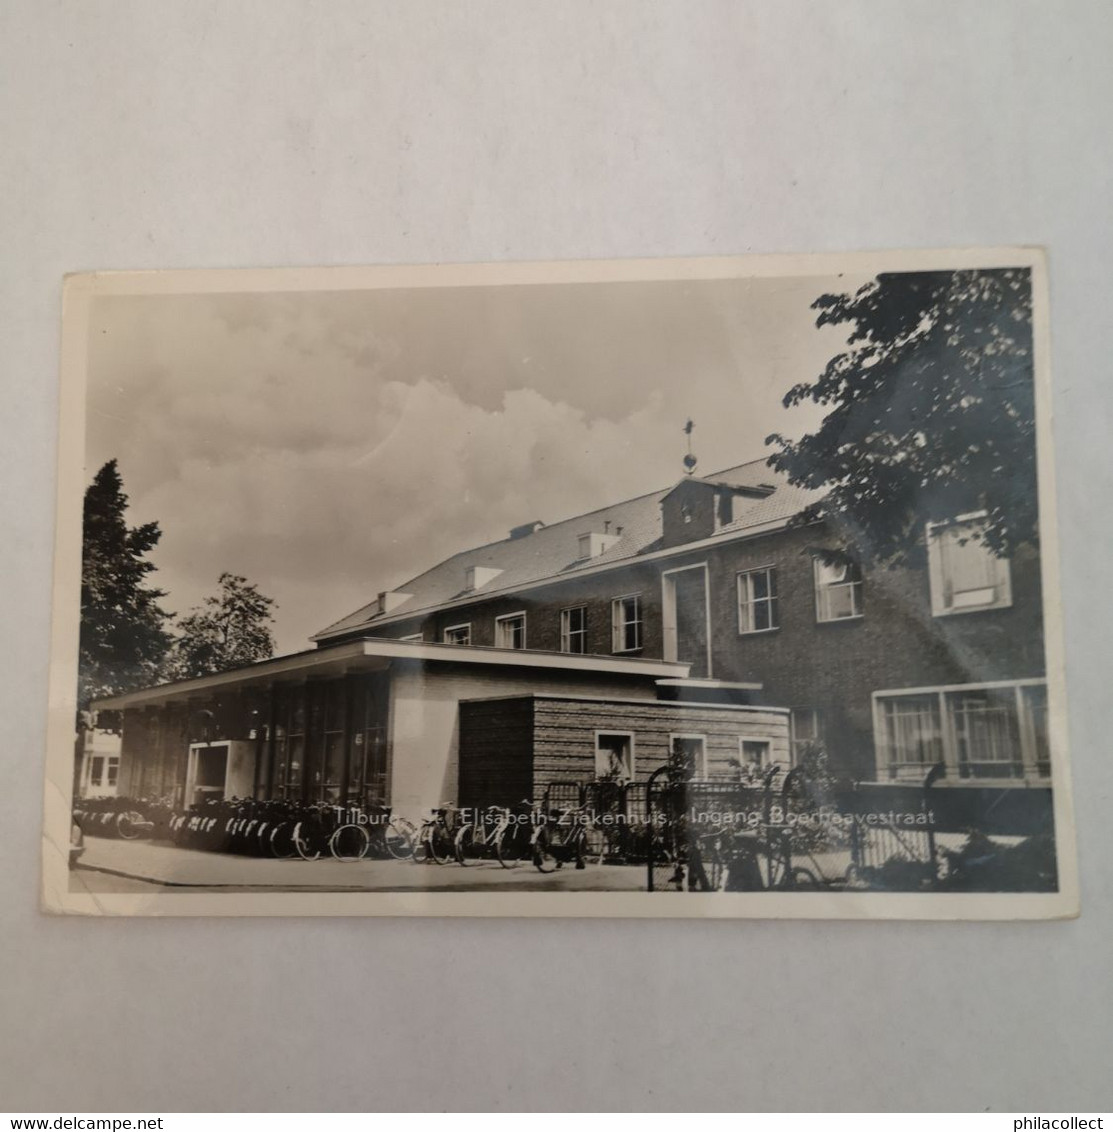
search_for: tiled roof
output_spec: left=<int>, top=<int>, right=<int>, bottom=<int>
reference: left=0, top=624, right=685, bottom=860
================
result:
left=312, top=457, right=823, bottom=641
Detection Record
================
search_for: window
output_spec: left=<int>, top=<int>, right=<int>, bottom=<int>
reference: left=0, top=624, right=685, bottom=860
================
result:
left=927, top=517, right=1012, bottom=615
left=790, top=708, right=823, bottom=761
left=89, top=756, right=104, bottom=787
left=106, top=756, right=119, bottom=788
left=347, top=676, right=388, bottom=806
left=611, top=594, right=643, bottom=652
left=560, top=606, right=587, bottom=654
left=443, top=623, right=471, bottom=646
left=595, top=732, right=634, bottom=782
left=494, top=612, right=526, bottom=649
left=320, top=682, right=346, bottom=804
left=814, top=556, right=863, bottom=621
left=875, top=681, right=1047, bottom=782
left=737, top=566, right=779, bottom=633
left=879, top=694, right=943, bottom=777
left=740, top=739, right=772, bottom=772
left=670, top=734, right=707, bottom=778
left=950, top=689, right=1022, bottom=779
left=1021, top=684, right=1050, bottom=777
left=286, top=690, right=306, bottom=799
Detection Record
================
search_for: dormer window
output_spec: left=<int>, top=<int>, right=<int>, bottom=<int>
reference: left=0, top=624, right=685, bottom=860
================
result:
left=578, top=531, right=621, bottom=560
left=464, top=565, right=503, bottom=591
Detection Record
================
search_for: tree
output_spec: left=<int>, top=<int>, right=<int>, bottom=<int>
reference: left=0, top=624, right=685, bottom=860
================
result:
left=172, top=572, right=277, bottom=678
left=766, top=268, right=1036, bottom=567
left=79, top=460, right=174, bottom=712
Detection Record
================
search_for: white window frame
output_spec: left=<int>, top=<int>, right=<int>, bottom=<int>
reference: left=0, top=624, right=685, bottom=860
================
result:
left=926, top=514, right=1013, bottom=617
left=738, top=736, right=776, bottom=772
left=560, top=605, right=588, bottom=654
left=442, top=623, right=472, bottom=646
left=611, top=593, right=643, bottom=653
left=661, top=563, right=712, bottom=676
left=872, top=678, right=1049, bottom=784
left=494, top=611, right=527, bottom=650
left=737, top=564, right=779, bottom=634
left=594, top=730, right=635, bottom=782
left=813, top=556, right=863, bottom=622
left=669, top=733, right=708, bottom=778
left=789, top=708, right=823, bottom=758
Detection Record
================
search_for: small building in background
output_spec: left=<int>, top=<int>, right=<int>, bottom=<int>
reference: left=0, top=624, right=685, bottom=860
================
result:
left=77, top=727, right=122, bottom=799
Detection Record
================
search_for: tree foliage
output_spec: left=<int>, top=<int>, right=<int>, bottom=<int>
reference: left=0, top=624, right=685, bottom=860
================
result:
left=79, top=460, right=173, bottom=710
left=766, top=268, right=1036, bottom=567
left=173, top=572, right=277, bottom=679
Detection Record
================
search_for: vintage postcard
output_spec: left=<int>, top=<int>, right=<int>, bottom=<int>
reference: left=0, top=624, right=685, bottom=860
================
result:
left=42, top=249, right=1078, bottom=918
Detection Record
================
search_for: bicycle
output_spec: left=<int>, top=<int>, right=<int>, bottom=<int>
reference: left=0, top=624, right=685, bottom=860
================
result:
left=530, top=803, right=590, bottom=873
left=415, top=804, right=458, bottom=864
left=689, top=823, right=819, bottom=891
left=454, top=805, right=530, bottom=867
left=328, top=806, right=416, bottom=862
left=114, top=809, right=154, bottom=840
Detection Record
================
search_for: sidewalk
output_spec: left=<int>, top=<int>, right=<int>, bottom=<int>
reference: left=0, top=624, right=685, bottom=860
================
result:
left=74, top=836, right=650, bottom=893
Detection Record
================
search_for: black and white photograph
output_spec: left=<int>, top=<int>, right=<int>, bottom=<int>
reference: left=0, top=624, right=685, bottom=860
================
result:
left=43, top=250, right=1075, bottom=918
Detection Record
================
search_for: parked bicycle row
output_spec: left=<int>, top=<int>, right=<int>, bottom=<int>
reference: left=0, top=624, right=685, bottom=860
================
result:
left=71, top=794, right=605, bottom=872
left=167, top=799, right=416, bottom=861
left=72, top=798, right=168, bottom=841
left=413, top=801, right=591, bottom=872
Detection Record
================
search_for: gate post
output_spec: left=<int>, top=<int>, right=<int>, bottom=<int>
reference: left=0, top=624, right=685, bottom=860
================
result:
left=923, top=761, right=945, bottom=886
left=645, top=764, right=672, bottom=893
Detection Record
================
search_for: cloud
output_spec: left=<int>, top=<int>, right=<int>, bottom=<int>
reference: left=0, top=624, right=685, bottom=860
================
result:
left=131, top=377, right=681, bottom=651
left=85, top=274, right=862, bottom=652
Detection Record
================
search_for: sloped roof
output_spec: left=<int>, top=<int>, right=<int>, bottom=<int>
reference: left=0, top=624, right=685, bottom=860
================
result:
left=312, top=457, right=823, bottom=642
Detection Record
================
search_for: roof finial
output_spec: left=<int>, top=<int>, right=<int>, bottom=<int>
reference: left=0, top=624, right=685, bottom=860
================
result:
left=682, top=419, right=698, bottom=476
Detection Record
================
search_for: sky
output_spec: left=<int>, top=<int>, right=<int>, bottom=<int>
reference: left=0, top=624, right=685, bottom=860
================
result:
left=85, top=270, right=871, bottom=654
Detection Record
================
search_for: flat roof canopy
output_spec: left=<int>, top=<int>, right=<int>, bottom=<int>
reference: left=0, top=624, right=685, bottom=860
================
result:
left=92, top=637, right=692, bottom=711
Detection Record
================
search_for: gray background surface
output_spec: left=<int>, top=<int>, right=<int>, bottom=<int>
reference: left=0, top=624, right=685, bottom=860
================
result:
left=2, top=1, right=1111, bottom=1113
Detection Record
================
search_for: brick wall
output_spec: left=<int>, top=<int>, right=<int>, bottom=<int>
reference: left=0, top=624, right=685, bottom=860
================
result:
left=365, top=521, right=1046, bottom=780
left=457, top=694, right=791, bottom=807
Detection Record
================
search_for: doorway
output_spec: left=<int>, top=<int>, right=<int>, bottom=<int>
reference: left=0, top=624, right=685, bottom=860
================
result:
left=662, top=564, right=711, bottom=678
left=187, top=743, right=230, bottom=807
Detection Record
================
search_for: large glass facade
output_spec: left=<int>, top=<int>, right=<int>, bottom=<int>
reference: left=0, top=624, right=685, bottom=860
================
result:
left=260, top=676, right=389, bottom=806
left=876, top=681, right=1048, bottom=782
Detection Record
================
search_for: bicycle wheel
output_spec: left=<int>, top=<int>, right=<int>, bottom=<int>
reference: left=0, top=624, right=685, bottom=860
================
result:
left=494, top=824, right=523, bottom=869
left=115, top=811, right=147, bottom=840
left=454, top=824, right=477, bottom=866
left=531, top=829, right=559, bottom=873
left=329, top=823, right=371, bottom=862
left=411, top=826, right=431, bottom=863
left=268, top=822, right=299, bottom=859
left=384, top=819, right=415, bottom=861
left=429, top=826, right=453, bottom=865
left=293, top=821, right=323, bottom=861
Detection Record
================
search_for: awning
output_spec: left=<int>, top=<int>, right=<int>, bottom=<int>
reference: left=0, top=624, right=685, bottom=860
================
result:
left=91, top=636, right=692, bottom=711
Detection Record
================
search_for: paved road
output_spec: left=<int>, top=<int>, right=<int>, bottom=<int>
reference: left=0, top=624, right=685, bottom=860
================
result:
left=73, top=837, right=652, bottom=893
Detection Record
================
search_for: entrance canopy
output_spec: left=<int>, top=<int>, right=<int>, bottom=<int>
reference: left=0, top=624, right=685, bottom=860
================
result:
left=92, top=636, right=693, bottom=712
